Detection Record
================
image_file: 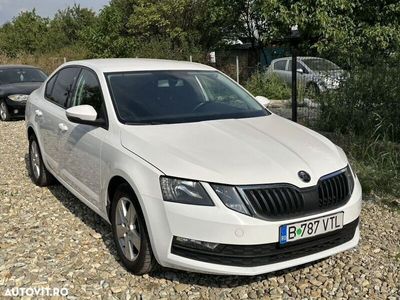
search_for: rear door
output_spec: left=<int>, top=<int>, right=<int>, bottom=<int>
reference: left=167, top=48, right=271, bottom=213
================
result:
left=59, top=68, right=108, bottom=205
left=37, top=67, right=80, bottom=174
left=272, top=59, right=290, bottom=85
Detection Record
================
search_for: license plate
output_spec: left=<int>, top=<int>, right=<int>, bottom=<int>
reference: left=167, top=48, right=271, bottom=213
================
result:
left=279, top=212, right=344, bottom=245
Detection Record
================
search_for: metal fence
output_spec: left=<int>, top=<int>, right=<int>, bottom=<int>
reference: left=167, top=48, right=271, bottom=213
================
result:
left=211, top=52, right=400, bottom=143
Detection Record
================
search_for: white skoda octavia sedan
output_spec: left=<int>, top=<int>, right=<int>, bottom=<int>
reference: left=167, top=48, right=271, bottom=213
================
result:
left=25, top=59, right=361, bottom=275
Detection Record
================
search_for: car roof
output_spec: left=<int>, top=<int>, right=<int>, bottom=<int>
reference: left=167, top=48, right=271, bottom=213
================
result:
left=271, top=56, right=327, bottom=62
left=62, top=58, right=216, bottom=73
left=0, top=64, right=40, bottom=69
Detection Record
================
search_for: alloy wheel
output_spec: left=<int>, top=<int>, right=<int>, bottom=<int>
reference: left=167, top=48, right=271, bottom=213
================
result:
left=115, top=197, right=142, bottom=261
left=30, top=140, right=41, bottom=179
left=0, top=102, right=7, bottom=120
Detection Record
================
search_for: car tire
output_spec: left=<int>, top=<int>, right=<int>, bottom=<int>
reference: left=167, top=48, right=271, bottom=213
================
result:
left=0, top=100, right=11, bottom=121
left=28, top=135, right=55, bottom=186
left=111, top=183, right=157, bottom=274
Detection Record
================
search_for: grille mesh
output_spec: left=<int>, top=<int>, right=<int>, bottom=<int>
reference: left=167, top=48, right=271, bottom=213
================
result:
left=242, top=167, right=353, bottom=220
left=318, top=171, right=349, bottom=208
left=244, top=187, right=304, bottom=218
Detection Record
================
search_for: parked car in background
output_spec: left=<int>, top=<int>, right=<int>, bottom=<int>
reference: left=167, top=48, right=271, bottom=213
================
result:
left=268, top=57, right=345, bottom=95
left=26, top=58, right=361, bottom=275
left=0, top=65, right=47, bottom=121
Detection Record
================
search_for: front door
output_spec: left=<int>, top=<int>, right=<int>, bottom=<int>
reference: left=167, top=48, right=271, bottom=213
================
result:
left=59, top=68, right=108, bottom=205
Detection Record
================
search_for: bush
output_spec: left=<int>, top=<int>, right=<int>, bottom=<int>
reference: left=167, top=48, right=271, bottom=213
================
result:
left=328, top=133, right=399, bottom=197
left=245, top=71, right=291, bottom=100
left=316, top=59, right=400, bottom=143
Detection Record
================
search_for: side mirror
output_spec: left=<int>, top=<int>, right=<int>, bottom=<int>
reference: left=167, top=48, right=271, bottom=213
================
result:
left=66, top=105, right=98, bottom=124
left=255, top=96, right=270, bottom=107
left=296, top=68, right=304, bottom=74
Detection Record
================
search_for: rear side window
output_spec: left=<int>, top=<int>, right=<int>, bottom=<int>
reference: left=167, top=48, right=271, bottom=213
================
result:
left=274, top=60, right=287, bottom=71
left=46, top=67, right=80, bottom=107
left=45, top=75, right=57, bottom=98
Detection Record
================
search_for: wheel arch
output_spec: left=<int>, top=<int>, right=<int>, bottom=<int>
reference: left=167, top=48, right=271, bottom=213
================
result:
left=307, top=81, right=321, bottom=94
left=27, top=126, right=36, bottom=139
left=106, top=175, right=142, bottom=223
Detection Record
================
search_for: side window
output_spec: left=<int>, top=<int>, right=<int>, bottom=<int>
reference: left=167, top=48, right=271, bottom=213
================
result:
left=70, top=69, right=105, bottom=120
left=45, top=74, right=57, bottom=98
left=287, top=60, right=308, bottom=73
left=47, top=67, right=80, bottom=107
left=274, top=60, right=287, bottom=71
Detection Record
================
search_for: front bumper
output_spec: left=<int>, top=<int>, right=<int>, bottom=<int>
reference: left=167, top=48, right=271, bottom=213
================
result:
left=145, top=177, right=362, bottom=275
left=5, top=98, right=26, bottom=116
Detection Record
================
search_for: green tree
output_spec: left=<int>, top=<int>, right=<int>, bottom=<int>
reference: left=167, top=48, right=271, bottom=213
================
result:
left=256, top=0, right=400, bottom=67
left=81, top=0, right=241, bottom=58
left=50, top=4, right=96, bottom=46
left=0, top=10, right=49, bottom=56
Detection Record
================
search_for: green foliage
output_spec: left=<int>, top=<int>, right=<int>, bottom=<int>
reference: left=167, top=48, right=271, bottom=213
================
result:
left=1, top=0, right=398, bottom=68
left=0, top=10, right=50, bottom=56
left=257, top=0, right=400, bottom=67
left=80, top=1, right=137, bottom=58
left=316, top=59, right=400, bottom=142
left=0, top=5, right=95, bottom=58
left=328, top=133, right=400, bottom=197
left=81, top=0, right=239, bottom=58
left=245, top=71, right=291, bottom=100
left=52, top=4, right=96, bottom=46
left=317, top=58, right=400, bottom=197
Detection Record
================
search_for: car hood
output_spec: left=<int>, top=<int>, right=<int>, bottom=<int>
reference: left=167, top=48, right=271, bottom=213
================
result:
left=313, top=70, right=346, bottom=80
left=0, top=82, right=43, bottom=97
left=120, top=114, right=347, bottom=187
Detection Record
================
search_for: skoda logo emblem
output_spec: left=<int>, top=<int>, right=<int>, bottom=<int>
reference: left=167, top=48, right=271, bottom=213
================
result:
left=298, top=170, right=311, bottom=182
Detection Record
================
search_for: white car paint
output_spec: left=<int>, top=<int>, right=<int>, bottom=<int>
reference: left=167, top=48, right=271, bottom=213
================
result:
left=66, top=105, right=98, bottom=121
left=26, top=58, right=361, bottom=275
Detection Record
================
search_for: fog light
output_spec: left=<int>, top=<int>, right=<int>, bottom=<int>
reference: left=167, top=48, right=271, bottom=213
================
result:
left=14, top=109, right=19, bottom=114
left=174, top=236, right=220, bottom=251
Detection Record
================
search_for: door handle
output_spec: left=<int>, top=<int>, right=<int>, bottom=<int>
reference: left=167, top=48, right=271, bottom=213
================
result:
left=58, top=123, right=68, bottom=132
left=35, top=110, right=43, bottom=117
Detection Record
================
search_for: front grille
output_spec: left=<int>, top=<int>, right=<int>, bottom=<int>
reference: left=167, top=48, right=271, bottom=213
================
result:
left=241, top=167, right=354, bottom=220
left=171, top=218, right=359, bottom=267
left=243, top=186, right=304, bottom=218
left=318, top=170, right=349, bottom=208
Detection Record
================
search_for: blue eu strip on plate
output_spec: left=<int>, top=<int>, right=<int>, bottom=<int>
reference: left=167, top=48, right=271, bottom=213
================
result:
left=280, top=226, right=287, bottom=244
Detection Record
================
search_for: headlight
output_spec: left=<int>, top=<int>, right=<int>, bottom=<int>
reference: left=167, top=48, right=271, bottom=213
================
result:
left=160, top=177, right=214, bottom=206
left=211, top=184, right=250, bottom=215
left=322, top=77, right=339, bottom=88
left=8, top=94, right=29, bottom=102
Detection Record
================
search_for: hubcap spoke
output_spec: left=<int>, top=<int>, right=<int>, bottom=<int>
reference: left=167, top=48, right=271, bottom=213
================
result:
left=124, top=236, right=135, bottom=260
left=127, top=205, right=137, bottom=227
left=30, top=141, right=41, bottom=179
left=118, top=200, right=128, bottom=224
left=129, top=230, right=141, bottom=251
left=115, top=197, right=142, bottom=261
left=0, top=103, right=6, bottom=119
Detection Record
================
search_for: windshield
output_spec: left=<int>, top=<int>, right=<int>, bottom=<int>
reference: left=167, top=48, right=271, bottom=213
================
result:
left=302, top=59, right=341, bottom=71
left=106, top=71, right=268, bottom=124
left=0, top=68, right=47, bottom=84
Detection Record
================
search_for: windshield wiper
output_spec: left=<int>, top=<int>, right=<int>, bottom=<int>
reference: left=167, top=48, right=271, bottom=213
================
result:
left=125, top=121, right=166, bottom=125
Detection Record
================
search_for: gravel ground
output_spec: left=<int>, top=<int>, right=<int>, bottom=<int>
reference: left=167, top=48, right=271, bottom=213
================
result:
left=0, top=121, right=399, bottom=300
